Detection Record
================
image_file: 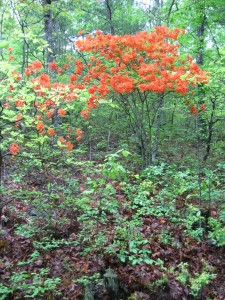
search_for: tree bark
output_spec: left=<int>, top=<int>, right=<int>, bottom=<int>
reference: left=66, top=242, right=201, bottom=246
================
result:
left=105, top=0, right=115, bottom=35
left=195, top=0, right=206, bottom=65
left=152, top=95, right=164, bottom=164
left=43, top=0, right=55, bottom=64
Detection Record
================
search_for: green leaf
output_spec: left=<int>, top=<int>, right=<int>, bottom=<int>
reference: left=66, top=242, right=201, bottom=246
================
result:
left=180, top=74, right=188, bottom=80
left=0, top=41, right=9, bottom=49
left=144, top=258, right=154, bottom=265
left=122, top=150, right=131, bottom=157
left=117, top=254, right=126, bottom=262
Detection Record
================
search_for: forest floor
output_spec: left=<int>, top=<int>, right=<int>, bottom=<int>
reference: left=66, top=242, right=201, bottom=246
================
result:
left=0, top=157, right=225, bottom=300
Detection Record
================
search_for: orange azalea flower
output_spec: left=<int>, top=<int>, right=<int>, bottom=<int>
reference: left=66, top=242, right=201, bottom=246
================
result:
left=15, top=100, right=24, bottom=107
left=74, top=84, right=84, bottom=90
left=78, top=29, right=85, bottom=36
left=76, top=128, right=83, bottom=136
left=12, top=71, right=22, bottom=81
left=190, top=104, right=198, bottom=116
left=66, top=93, right=77, bottom=101
left=36, top=122, right=45, bottom=131
left=70, top=74, right=77, bottom=83
left=74, top=60, right=83, bottom=75
left=16, top=114, right=23, bottom=120
left=88, top=85, right=97, bottom=94
left=45, top=99, right=55, bottom=107
left=81, top=109, right=89, bottom=119
left=58, top=136, right=66, bottom=144
left=25, top=68, right=32, bottom=77
left=67, top=141, right=73, bottom=151
left=47, top=128, right=55, bottom=136
left=76, top=128, right=83, bottom=141
left=200, top=104, right=206, bottom=111
left=46, top=110, right=54, bottom=119
left=58, top=108, right=66, bottom=117
left=49, top=61, right=57, bottom=70
left=9, top=143, right=20, bottom=155
left=32, top=60, right=43, bottom=70
left=39, top=74, right=50, bottom=89
left=95, top=30, right=102, bottom=35
left=8, top=56, right=14, bottom=61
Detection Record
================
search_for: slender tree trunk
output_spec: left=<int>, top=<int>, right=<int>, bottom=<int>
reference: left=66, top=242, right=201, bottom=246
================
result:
left=152, top=95, right=164, bottom=164
left=105, top=0, right=115, bottom=35
left=21, top=21, right=29, bottom=74
left=166, top=0, right=176, bottom=27
left=153, top=0, right=163, bottom=26
left=203, top=99, right=216, bottom=161
left=43, top=0, right=55, bottom=64
left=195, top=0, right=206, bottom=65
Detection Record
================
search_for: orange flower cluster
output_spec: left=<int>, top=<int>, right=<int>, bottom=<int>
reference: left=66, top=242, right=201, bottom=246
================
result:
left=75, top=26, right=208, bottom=118
left=12, top=71, right=22, bottom=81
left=49, top=61, right=71, bottom=75
left=15, top=97, right=24, bottom=107
left=58, top=108, right=66, bottom=117
left=78, top=29, right=85, bottom=36
left=46, top=110, right=54, bottom=119
left=70, top=74, right=77, bottom=83
left=25, top=61, right=43, bottom=77
left=16, top=114, right=23, bottom=120
left=47, top=128, right=55, bottom=136
left=6, top=57, right=80, bottom=156
left=9, top=143, right=20, bottom=156
left=74, top=60, right=83, bottom=75
left=30, top=74, right=51, bottom=96
left=58, top=137, right=73, bottom=152
left=190, top=104, right=198, bottom=116
left=189, top=103, right=206, bottom=116
left=15, top=113, right=23, bottom=128
left=200, top=104, right=206, bottom=111
left=39, top=74, right=51, bottom=89
left=51, top=83, right=78, bottom=101
left=76, top=128, right=83, bottom=141
left=36, top=122, right=45, bottom=131
left=49, top=61, right=58, bottom=70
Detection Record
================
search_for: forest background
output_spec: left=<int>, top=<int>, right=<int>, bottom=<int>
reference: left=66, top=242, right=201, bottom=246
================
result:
left=0, top=0, right=225, bottom=299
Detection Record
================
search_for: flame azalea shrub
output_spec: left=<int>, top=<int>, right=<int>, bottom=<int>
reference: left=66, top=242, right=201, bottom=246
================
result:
left=73, top=27, right=208, bottom=165
left=0, top=55, right=85, bottom=165
left=0, top=27, right=208, bottom=166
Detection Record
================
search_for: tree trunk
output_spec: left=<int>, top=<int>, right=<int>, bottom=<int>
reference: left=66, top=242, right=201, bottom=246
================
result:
left=153, top=0, right=163, bottom=26
left=203, top=99, right=216, bottom=161
left=152, top=96, right=163, bottom=164
left=43, top=0, right=55, bottom=64
left=195, top=0, right=206, bottom=65
left=105, top=0, right=115, bottom=35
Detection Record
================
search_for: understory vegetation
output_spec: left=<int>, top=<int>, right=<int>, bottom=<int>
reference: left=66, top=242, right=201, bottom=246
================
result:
left=1, top=144, right=225, bottom=299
